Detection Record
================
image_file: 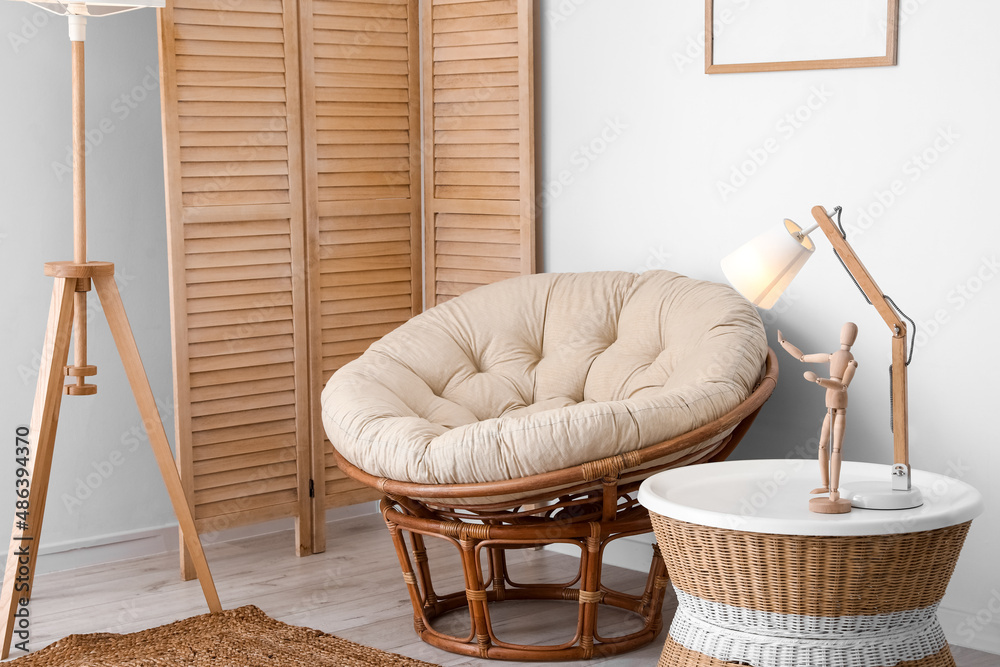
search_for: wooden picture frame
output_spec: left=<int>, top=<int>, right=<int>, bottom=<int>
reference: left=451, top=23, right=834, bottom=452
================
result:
left=706, top=0, right=899, bottom=74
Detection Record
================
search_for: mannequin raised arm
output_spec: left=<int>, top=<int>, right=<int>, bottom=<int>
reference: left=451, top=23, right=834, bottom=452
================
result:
left=777, top=330, right=831, bottom=364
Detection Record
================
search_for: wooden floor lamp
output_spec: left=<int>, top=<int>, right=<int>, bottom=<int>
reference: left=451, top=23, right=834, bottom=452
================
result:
left=0, top=0, right=221, bottom=658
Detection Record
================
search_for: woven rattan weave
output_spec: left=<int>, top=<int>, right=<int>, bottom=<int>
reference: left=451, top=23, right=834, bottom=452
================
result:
left=650, top=516, right=970, bottom=617
left=658, top=637, right=957, bottom=667
left=649, top=513, right=972, bottom=667
left=9, top=605, right=438, bottom=666
left=332, top=351, right=778, bottom=661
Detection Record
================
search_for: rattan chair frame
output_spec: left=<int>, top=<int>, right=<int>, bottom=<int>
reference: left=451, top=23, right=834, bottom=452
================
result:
left=332, top=350, right=778, bottom=661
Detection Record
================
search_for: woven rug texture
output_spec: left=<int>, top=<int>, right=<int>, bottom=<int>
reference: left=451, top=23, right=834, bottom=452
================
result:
left=9, top=605, right=438, bottom=666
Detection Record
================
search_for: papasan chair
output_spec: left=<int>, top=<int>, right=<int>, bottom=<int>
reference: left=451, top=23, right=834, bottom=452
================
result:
left=322, top=270, right=777, bottom=661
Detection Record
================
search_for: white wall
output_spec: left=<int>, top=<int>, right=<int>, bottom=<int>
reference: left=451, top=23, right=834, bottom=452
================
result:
left=0, top=8, right=177, bottom=550
left=1, top=0, right=997, bottom=655
left=538, top=0, right=1000, bottom=653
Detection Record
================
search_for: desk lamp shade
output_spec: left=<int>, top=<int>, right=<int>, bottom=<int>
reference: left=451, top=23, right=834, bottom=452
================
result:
left=721, top=219, right=815, bottom=309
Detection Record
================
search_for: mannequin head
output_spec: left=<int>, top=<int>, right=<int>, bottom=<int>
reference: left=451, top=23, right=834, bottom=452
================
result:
left=840, top=322, right=858, bottom=348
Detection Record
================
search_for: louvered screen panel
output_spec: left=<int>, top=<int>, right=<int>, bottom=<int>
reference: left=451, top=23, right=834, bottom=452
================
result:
left=161, top=0, right=534, bottom=560
left=159, top=0, right=315, bottom=568
left=298, top=0, right=422, bottom=547
left=424, top=0, right=535, bottom=305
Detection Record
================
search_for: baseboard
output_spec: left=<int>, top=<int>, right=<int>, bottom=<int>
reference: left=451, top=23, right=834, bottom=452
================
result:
left=36, top=524, right=183, bottom=575
left=34, top=501, right=381, bottom=575
left=939, top=604, right=1000, bottom=654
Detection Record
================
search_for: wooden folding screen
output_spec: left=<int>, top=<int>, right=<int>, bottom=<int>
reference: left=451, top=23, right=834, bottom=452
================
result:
left=297, top=0, right=423, bottom=550
left=158, top=0, right=533, bottom=563
left=158, top=0, right=319, bottom=575
left=423, top=0, right=535, bottom=306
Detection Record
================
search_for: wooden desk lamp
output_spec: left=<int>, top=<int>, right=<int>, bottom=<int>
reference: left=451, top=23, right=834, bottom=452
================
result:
left=721, top=205, right=923, bottom=512
left=0, top=0, right=221, bottom=658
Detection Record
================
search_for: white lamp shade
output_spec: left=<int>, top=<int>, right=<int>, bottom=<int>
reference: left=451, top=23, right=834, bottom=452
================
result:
left=11, top=0, right=163, bottom=17
left=721, top=219, right=815, bottom=309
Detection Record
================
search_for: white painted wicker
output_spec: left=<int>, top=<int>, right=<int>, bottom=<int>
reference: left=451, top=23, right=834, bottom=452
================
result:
left=669, top=588, right=948, bottom=667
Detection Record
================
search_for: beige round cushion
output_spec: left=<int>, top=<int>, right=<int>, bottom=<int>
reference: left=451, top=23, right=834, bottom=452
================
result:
left=322, top=271, right=766, bottom=490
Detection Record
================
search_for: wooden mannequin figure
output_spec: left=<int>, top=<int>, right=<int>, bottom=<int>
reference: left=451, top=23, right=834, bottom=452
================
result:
left=777, top=322, right=859, bottom=514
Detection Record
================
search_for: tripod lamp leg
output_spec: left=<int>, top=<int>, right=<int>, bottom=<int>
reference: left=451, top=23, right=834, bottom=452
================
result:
left=93, top=275, right=222, bottom=612
left=0, top=278, right=76, bottom=659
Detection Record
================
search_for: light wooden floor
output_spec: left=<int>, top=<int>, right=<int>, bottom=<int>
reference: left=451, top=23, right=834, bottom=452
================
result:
left=10, top=513, right=997, bottom=666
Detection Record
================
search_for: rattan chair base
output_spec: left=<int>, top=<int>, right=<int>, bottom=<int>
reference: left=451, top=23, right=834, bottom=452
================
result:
left=380, top=496, right=668, bottom=661
left=658, top=636, right=956, bottom=667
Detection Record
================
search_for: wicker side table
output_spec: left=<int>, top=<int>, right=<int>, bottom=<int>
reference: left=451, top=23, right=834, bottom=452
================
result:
left=638, top=460, right=984, bottom=667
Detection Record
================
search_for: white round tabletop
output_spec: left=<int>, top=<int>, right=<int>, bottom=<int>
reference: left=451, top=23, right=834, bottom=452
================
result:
left=637, top=459, right=984, bottom=536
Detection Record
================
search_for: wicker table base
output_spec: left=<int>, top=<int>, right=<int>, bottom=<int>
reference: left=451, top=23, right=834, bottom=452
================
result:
left=649, top=515, right=969, bottom=667
left=658, top=637, right=957, bottom=667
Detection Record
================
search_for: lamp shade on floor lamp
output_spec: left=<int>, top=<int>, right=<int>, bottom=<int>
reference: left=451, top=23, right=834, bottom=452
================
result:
left=9, top=0, right=163, bottom=18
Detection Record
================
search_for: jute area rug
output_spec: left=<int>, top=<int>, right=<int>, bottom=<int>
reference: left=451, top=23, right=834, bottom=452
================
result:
left=10, top=605, right=439, bottom=666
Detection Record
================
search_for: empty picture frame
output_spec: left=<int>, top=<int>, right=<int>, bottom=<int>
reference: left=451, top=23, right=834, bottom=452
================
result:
left=706, top=0, right=899, bottom=74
